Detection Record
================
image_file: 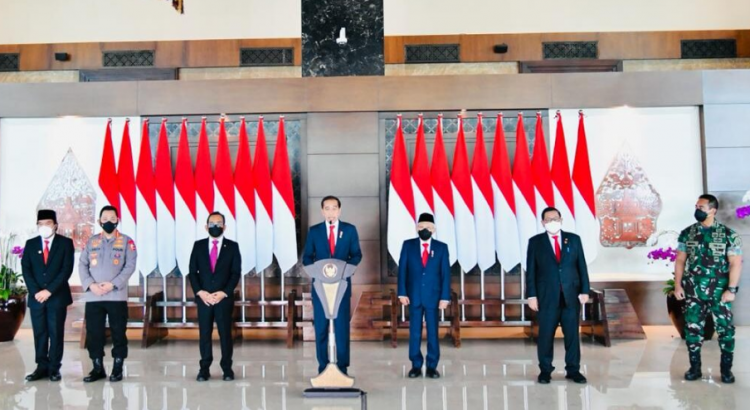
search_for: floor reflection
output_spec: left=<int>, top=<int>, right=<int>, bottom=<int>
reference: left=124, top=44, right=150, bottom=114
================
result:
left=1, top=327, right=747, bottom=409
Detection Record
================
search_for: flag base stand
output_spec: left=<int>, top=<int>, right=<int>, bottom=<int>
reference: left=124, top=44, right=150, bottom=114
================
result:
left=303, top=387, right=364, bottom=399
left=310, top=363, right=355, bottom=388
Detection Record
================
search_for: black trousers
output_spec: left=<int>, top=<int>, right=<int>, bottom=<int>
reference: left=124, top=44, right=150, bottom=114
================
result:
left=536, top=293, right=581, bottom=373
left=197, top=297, right=234, bottom=373
left=30, top=304, right=68, bottom=372
left=85, top=301, right=129, bottom=360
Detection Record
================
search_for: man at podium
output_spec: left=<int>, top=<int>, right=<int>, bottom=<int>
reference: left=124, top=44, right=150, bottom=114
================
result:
left=302, top=196, right=362, bottom=375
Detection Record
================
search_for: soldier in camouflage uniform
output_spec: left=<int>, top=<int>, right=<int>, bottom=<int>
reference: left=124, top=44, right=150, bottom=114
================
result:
left=675, top=194, right=742, bottom=384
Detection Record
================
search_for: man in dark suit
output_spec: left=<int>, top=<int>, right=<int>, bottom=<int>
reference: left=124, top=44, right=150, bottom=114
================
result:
left=526, top=207, right=590, bottom=384
left=302, top=195, right=362, bottom=375
left=188, top=211, right=241, bottom=382
left=21, top=209, right=75, bottom=382
left=398, top=213, right=451, bottom=379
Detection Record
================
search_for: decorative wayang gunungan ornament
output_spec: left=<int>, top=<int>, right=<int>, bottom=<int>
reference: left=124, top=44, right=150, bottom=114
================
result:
left=596, top=144, right=662, bottom=249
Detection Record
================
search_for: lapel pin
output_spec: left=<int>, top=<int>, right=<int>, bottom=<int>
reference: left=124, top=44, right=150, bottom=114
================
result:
left=38, top=250, right=42, bottom=254
left=339, top=231, right=343, bottom=239
left=431, top=250, right=434, bottom=258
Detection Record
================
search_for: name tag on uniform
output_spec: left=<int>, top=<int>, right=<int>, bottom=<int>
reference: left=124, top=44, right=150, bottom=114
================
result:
left=709, top=243, right=727, bottom=255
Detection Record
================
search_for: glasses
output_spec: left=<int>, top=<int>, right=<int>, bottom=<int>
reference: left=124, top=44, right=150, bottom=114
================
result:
left=543, top=218, right=561, bottom=223
left=208, top=223, right=224, bottom=228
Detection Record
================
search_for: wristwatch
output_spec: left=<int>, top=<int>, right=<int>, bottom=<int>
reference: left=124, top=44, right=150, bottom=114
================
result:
left=728, top=286, right=739, bottom=294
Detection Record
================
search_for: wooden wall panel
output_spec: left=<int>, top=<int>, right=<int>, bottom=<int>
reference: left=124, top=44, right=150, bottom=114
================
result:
left=3, top=30, right=750, bottom=73
left=18, top=43, right=50, bottom=71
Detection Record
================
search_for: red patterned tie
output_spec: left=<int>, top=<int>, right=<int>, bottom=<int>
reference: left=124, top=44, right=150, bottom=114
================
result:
left=553, top=236, right=561, bottom=263
left=43, top=240, right=50, bottom=264
left=329, top=224, right=336, bottom=257
left=422, top=243, right=429, bottom=267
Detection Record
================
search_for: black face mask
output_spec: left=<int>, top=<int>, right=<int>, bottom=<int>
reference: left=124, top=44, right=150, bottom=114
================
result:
left=418, top=228, right=432, bottom=240
left=694, top=209, right=709, bottom=223
left=208, top=226, right=224, bottom=238
left=101, top=221, right=117, bottom=234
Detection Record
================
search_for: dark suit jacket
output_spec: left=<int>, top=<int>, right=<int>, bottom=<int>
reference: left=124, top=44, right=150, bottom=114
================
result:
left=188, top=238, right=241, bottom=300
left=526, top=231, right=590, bottom=308
left=397, top=238, right=452, bottom=309
left=21, top=235, right=75, bottom=308
left=302, top=221, right=362, bottom=266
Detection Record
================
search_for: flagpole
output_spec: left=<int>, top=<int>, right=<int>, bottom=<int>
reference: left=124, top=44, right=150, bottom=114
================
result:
left=521, top=268, right=526, bottom=322
left=280, top=271, right=285, bottom=322
left=241, top=274, right=246, bottom=322
left=181, top=276, right=187, bottom=323
left=500, top=269, right=506, bottom=322
left=460, top=269, right=466, bottom=321
left=480, top=270, right=486, bottom=321
left=163, top=275, right=168, bottom=323
left=260, top=268, right=266, bottom=322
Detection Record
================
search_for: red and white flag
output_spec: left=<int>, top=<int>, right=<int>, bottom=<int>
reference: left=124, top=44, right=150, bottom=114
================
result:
left=471, top=114, right=496, bottom=271
left=490, top=114, right=521, bottom=272
left=272, top=117, right=298, bottom=274
left=412, top=114, right=433, bottom=218
left=572, top=111, right=599, bottom=264
left=431, top=114, right=457, bottom=265
left=116, top=119, right=139, bottom=285
left=551, top=112, right=576, bottom=233
left=214, top=118, right=237, bottom=240
left=387, top=115, right=416, bottom=263
left=97, top=119, right=120, bottom=230
left=117, top=119, right=137, bottom=240
left=135, top=120, right=158, bottom=277
left=174, top=119, right=197, bottom=277
left=235, top=117, right=256, bottom=274
left=531, top=112, right=554, bottom=232
left=155, top=119, right=176, bottom=276
left=512, top=114, right=537, bottom=269
left=253, top=117, right=274, bottom=273
left=452, top=116, right=477, bottom=272
left=194, top=118, right=214, bottom=241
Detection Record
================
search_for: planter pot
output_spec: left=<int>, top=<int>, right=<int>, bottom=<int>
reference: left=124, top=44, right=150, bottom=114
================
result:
left=666, top=294, right=715, bottom=340
left=0, top=296, right=26, bottom=342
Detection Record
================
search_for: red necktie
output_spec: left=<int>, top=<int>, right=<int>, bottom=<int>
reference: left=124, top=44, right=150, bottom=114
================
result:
left=422, top=243, right=429, bottom=267
left=329, top=225, right=336, bottom=257
left=553, top=236, right=561, bottom=263
left=43, top=240, right=50, bottom=264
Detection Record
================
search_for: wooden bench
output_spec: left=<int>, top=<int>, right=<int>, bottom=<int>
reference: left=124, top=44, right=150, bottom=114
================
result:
left=523, top=289, right=611, bottom=347
left=292, top=290, right=397, bottom=345
left=75, top=297, right=150, bottom=349
left=141, top=290, right=298, bottom=348
left=380, top=291, right=461, bottom=348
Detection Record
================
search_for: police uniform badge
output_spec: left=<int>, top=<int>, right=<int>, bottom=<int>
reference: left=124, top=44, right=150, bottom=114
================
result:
left=128, top=240, right=136, bottom=251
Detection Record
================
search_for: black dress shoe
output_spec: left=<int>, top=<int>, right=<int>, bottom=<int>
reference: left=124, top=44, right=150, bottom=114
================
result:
left=425, top=368, right=441, bottom=379
left=25, top=369, right=49, bottom=382
left=538, top=371, right=552, bottom=384
left=196, top=371, right=210, bottom=382
left=49, top=371, right=62, bottom=382
left=223, top=371, right=235, bottom=381
left=565, top=372, right=587, bottom=384
left=408, top=367, right=422, bottom=378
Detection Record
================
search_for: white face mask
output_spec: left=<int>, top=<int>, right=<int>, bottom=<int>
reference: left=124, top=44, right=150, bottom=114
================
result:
left=544, top=221, right=562, bottom=235
left=38, top=225, right=54, bottom=239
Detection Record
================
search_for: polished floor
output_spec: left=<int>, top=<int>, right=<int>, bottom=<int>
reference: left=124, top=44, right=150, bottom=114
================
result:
left=0, top=327, right=746, bottom=410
